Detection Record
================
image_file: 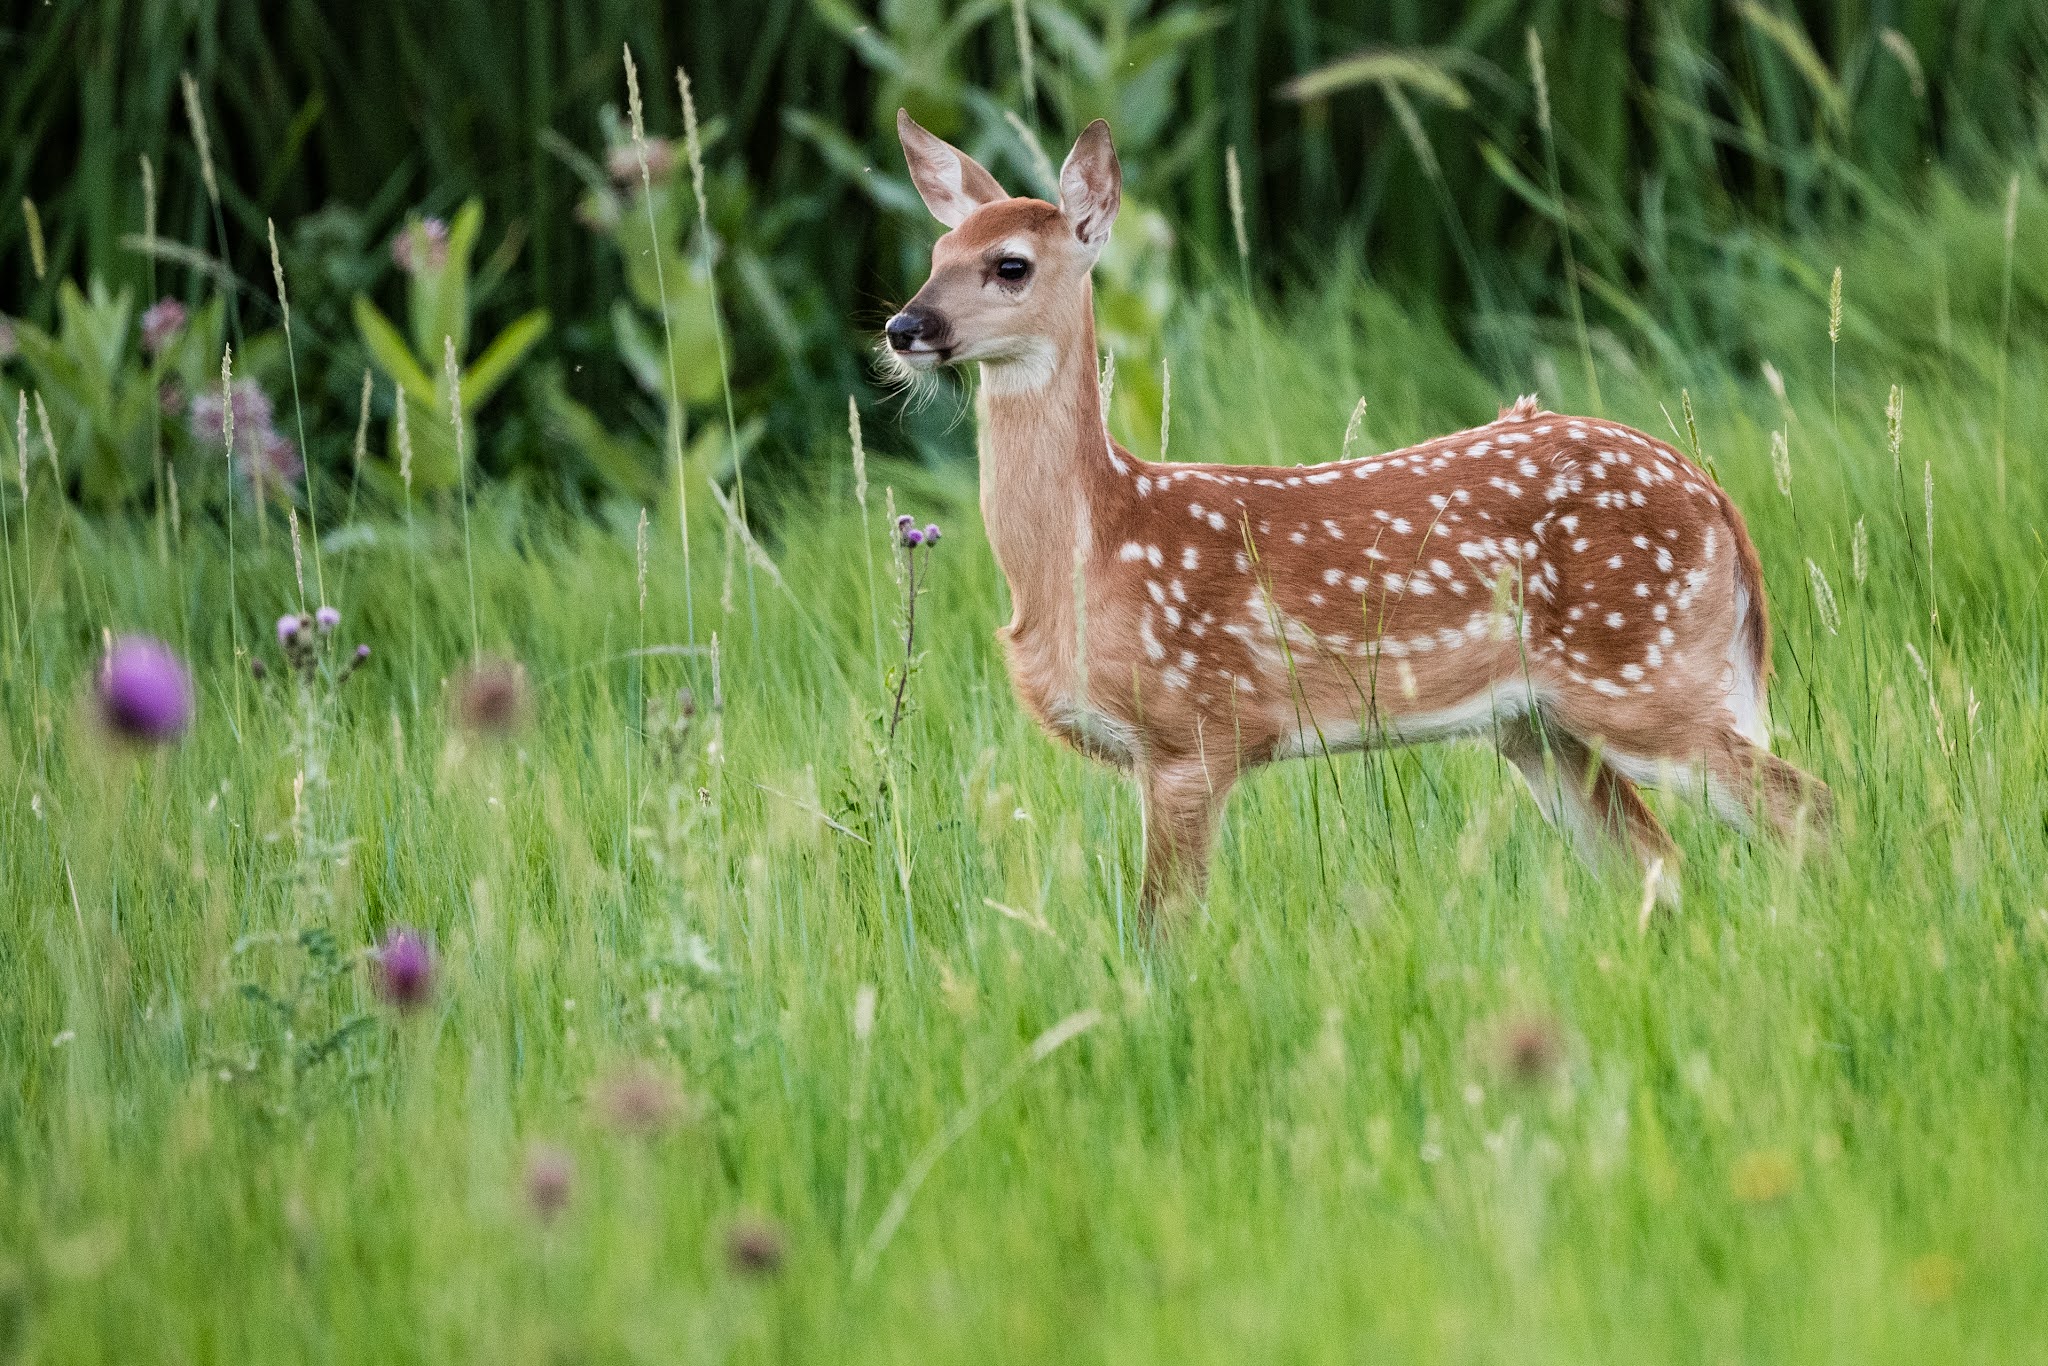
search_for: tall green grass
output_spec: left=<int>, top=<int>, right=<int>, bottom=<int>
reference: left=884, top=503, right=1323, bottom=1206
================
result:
left=3, top=176, right=2046, bottom=1357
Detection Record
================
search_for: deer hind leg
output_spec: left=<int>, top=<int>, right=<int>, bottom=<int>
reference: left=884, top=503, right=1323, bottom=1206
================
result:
left=1498, top=719, right=1682, bottom=908
left=1138, top=756, right=1234, bottom=919
left=1693, top=730, right=1834, bottom=842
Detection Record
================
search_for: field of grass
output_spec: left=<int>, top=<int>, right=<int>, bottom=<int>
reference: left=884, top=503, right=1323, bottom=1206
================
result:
left=4, top=177, right=2048, bottom=1362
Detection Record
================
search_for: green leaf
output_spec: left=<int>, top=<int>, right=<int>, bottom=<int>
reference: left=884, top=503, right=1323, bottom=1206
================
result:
left=1477, top=141, right=1564, bottom=222
left=460, top=309, right=550, bottom=412
left=542, top=380, right=660, bottom=501
left=611, top=302, right=666, bottom=398
left=352, top=295, right=437, bottom=406
left=783, top=111, right=927, bottom=218
left=1734, top=1, right=1847, bottom=130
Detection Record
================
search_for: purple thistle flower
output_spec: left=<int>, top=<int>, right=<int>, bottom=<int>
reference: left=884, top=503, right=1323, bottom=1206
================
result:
left=724, top=1215, right=788, bottom=1277
left=922, top=523, right=941, bottom=544
left=277, top=614, right=301, bottom=645
left=355, top=644, right=371, bottom=662
left=391, top=217, right=450, bottom=275
left=595, top=1062, right=691, bottom=1137
left=454, top=657, right=531, bottom=736
left=902, top=527, right=923, bottom=547
left=314, top=605, right=340, bottom=633
left=140, top=298, right=188, bottom=357
left=524, top=1144, right=575, bottom=1222
left=96, top=635, right=194, bottom=744
left=895, top=514, right=913, bottom=531
left=374, top=928, right=435, bottom=1011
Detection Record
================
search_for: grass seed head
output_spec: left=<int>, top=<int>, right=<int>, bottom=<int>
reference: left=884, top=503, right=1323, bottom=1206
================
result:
left=1225, top=145, right=1249, bottom=262
left=1807, top=559, right=1841, bottom=635
left=179, top=72, right=220, bottom=208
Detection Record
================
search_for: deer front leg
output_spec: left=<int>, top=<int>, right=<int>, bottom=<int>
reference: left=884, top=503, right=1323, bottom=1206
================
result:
left=1138, top=757, right=1232, bottom=919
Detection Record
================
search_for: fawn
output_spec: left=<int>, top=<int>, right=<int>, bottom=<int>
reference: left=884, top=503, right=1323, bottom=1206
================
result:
left=884, top=112, right=1831, bottom=916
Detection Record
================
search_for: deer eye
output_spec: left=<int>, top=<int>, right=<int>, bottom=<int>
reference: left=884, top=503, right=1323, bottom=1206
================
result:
left=993, top=256, right=1031, bottom=283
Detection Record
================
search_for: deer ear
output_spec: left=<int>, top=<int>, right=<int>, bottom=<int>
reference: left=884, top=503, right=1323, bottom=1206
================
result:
left=897, top=110, right=1007, bottom=228
left=1058, top=119, right=1121, bottom=259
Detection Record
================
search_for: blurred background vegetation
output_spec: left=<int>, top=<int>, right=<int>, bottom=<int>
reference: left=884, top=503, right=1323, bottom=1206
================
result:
left=1, top=0, right=2044, bottom=525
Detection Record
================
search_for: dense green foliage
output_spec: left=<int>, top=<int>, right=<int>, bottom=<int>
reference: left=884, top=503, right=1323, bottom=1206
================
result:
left=3, top=0, right=2045, bottom=507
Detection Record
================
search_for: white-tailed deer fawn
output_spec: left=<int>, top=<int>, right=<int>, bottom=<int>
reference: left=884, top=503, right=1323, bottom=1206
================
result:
left=885, top=112, right=1831, bottom=916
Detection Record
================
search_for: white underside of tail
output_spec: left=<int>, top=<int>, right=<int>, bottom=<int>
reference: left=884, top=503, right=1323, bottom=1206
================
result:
left=1723, top=580, right=1771, bottom=750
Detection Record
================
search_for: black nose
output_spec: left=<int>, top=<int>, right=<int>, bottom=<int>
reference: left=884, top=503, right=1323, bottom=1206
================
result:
left=885, top=311, right=930, bottom=352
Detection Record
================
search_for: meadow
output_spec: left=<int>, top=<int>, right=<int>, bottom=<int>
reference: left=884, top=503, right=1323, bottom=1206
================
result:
left=5, top=1, right=2048, bottom=1359
left=3, top=157, right=2047, bottom=1360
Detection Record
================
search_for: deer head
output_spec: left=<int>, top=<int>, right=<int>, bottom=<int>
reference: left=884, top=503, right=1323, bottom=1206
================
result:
left=885, top=111, right=1121, bottom=393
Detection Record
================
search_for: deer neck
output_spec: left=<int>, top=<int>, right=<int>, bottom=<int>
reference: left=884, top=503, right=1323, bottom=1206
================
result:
left=974, top=283, right=1129, bottom=656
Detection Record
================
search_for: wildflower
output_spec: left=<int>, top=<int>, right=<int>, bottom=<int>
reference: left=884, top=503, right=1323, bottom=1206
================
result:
left=903, top=527, right=923, bottom=547
left=189, top=380, right=299, bottom=495
left=923, top=523, right=941, bottom=544
left=252, top=432, right=304, bottom=496
left=140, top=298, right=187, bottom=356
left=277, top=614, right=301, bottom=645
left=390, top=217, right=450, bottom=275
left=574, top=192, right=622, bottom=234
left=1487, top=1011, right=1565, bottom=1088
left=314, top=605, right=340, bottom=633
left=158, top=382, right=185, bottom=417
left=523, top=1144, right=575, bottom=1222
left=454, top=656, right=531, bottom=736
left=595, top=1062, right=689, bottom=1137
left=724, top=1215, right=787, bottom=1277
left=606, top=137, right=678, bottom=187
left=374, top=928, right=435, bottom=1011
left=96, top=635, right=194, bottom=744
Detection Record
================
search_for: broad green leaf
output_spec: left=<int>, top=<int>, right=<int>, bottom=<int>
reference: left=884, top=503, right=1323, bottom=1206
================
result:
left=461, top=309, right=550, bottom=412
left=353, top=295, right=437, bottom=406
